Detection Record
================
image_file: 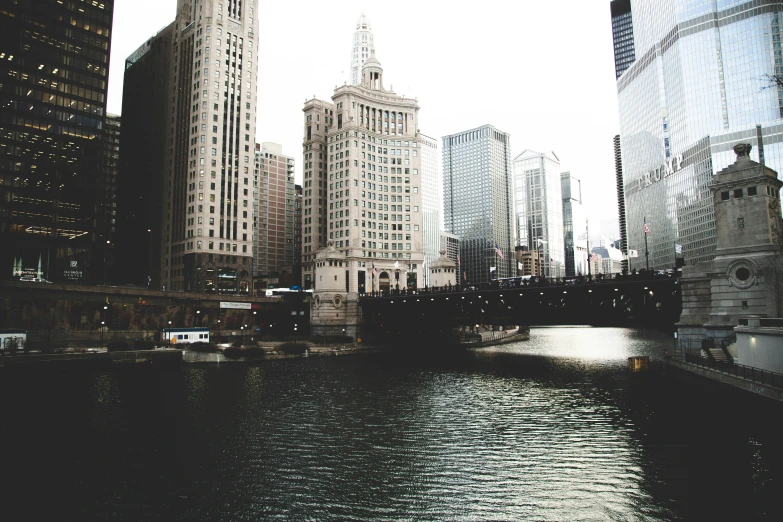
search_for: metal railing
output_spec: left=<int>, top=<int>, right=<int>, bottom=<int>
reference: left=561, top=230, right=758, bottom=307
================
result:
left=683, top=353, right=783, bottom=389
left=360, top=270, right=681, bottom=299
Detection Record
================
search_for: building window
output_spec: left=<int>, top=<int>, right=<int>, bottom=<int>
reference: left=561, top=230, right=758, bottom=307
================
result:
left=721, top=191, right=729, bottom=201
left=748, top=186, right=757, bottom=196
left=734, top=189, right=743, bottom=198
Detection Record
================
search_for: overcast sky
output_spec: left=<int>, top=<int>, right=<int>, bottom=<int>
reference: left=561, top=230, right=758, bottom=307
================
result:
left=108, top=0, right=622, bottom=238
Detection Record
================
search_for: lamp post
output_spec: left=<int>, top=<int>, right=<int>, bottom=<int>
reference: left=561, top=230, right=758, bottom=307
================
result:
left=147, top=229, right=152, bottom=288
left=195, top=309, right=200, bottom=327
left=294, top=323, right=297, bottom=344
left=100, top=320, right=105, bottom=350
left=103, top=239, right=110, bottom=286
left=167, top=320, right=171, bottom=346
left=217, top=319, right=221, bottom=342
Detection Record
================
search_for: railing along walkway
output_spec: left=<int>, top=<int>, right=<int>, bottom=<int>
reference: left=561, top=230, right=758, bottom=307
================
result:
left=683, top=353, right=783, bottom=389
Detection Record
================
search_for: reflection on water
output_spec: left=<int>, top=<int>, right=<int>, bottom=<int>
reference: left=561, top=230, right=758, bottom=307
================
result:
left=2, top=327, right=783, bottom=521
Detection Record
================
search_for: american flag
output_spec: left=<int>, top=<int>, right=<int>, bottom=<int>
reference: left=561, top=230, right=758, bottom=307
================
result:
left=463, top=271, right=467, bottom=281
left=644, top=220, right=650, bottom=235
left=495, top=244, right=504, bottom=259
left=456, top=253, right=460, bottom=266
left=372, top=262, right=376, bottom=276
left=550, top=257, right=555, bottom=265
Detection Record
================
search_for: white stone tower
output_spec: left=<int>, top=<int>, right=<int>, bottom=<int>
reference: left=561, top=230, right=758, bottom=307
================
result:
left=350, top=13, right=375, bottom=86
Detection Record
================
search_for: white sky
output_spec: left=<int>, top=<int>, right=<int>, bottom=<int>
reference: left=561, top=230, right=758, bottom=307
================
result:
left=108, top=0, right=621, bottom=238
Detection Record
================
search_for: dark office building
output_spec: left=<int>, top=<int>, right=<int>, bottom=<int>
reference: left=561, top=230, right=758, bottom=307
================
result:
left=614, top=135, right=628, bottom=272
left=114, top=25, right=173, bottom=289
left=610, top=0, right=635, bottom=79
left=101, top=114, right=120, bottom=271
left=0, top=0, right=114, bottom=282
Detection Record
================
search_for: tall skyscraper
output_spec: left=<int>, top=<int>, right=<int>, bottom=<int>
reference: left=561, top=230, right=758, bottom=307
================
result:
left=420, top=133, right=441, bottom=286
left=561, top=171, right=588, bottom=277
left=253, top=142, right=295, bottom=290
left=443, top=125, right=514, bottom=284
left=615, top=0, right=783, bottom=271
left=610, top=0, right=636, bottom=79
left=293, top=183, right=302, bottom=287
left=101, top=115, right=121, bottom=240
left=350, top=14, right=375, bottom=86
left=614, top=135, right=628, bottom=272
left=0, top=0, right=115, bottom=283
left=302, top=50, right=425, bottom=293
left=116, top=25, right=173, bottom=289
left=513, top=150, right=564, bottom=278
left=118, top=0, right=259, bottom=293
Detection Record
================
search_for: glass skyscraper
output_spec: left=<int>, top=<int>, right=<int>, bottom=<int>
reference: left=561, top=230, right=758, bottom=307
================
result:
left=0, top=0, right=115, bottom=283
left=513, top=150, right=564, bottom=278
left=611, top=0, right=636, bottom=79
left=420, top=134, right=441, bottom=286
left=616, top=0, right=783, bottom=271
left=561, top=172, right=588, bottom=277
left=443, top=125, right=514, bottom=284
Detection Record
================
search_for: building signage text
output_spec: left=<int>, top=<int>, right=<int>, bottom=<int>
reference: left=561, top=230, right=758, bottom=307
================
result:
left=636, top=153, right=684, bottom=191
left=219, top=301, right=251, bottom=310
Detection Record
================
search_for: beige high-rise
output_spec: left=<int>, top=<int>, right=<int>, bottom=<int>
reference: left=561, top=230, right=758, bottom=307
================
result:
left=302, top=52, right=425, bottom=293
left=144, top=0, right=259, bottom=293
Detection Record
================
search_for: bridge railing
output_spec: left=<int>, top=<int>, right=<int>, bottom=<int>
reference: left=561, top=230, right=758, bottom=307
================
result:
left=683, top=352, right=783, bottom=389
left=359, top=269, right=680, bottom=299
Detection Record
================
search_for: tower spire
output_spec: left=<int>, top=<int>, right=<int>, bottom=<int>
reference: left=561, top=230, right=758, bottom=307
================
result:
left=350, top=13, right=375, bottom=86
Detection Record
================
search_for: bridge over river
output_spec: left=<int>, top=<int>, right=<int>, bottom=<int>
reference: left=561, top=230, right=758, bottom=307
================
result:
left=358, top=272, right=682, bottom=343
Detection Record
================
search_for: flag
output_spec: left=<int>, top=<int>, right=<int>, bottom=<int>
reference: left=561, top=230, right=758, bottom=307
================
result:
left=644, top=219, right=650, bottom=235
left=518, top=262, right=524, bottom=270
left=550, top=258, right=555, bottom=265
left=628, top=249, right=639, bottom=258
left=495, top=244, right=504, bottom=259
left=675, top=243, right=683, bottom=254
left=489, top=266, right=497, bottom=272
left=372, top=262, right=377, bottom=276
left=457, top=254, right=460, bottom=265
left=394, top=260, right=399, bottom=269
left=577, top=232, right=588, bottom=240
left=463, top=270, right=467, bottom=281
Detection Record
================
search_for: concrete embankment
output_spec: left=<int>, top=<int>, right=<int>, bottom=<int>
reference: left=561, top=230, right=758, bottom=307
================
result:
left=0, top=332, right=529, bottom=369
left=669, top=358, right=783, bottom=402
left=183, top=343, right=390, bottom=364
left=0, top=349, right=182, bottom=369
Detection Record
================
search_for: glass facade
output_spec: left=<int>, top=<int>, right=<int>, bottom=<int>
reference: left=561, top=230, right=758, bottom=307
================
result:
left=611, top=0, right=637, bottom=78
left=0, top=0, right=114, bottom=283
left=420, top=134, right=441, bottom=286
left=443, top=125, right=514, bottom=284
left=561, top=172, right=588, bottom=277
left=617, top=0, right=783, bottom=271
left=514, top=150, right=565, bottom=278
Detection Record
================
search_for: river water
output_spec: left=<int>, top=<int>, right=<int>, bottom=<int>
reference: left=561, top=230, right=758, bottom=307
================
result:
left=3, top=327, right=783, bottom=521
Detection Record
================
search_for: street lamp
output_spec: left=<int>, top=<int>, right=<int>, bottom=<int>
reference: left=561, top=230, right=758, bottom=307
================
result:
left=217, top=319, right=221, bottom=342
left=195, top=309, right=200, bottom=327
left=103, top=239, right=110, bottom=287
left=167, top=320, right=172, bottom=346
left=294, top=323, right=297, bottom=344
left=147, top=229, right=152, bottom=288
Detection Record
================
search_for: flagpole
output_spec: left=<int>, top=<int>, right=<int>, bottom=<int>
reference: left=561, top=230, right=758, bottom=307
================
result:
left=644, top=216, right=650, bottom=271
left=586, top=218, right=591, bottom=278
